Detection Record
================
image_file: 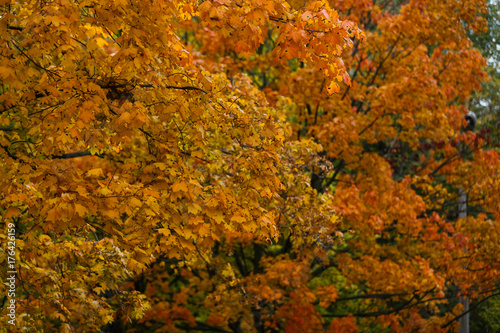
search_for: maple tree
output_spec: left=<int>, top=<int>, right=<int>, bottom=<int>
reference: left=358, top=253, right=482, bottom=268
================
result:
left=0, top=0, right=357, bottom=331
left=1, top=0, right=499, bottom=333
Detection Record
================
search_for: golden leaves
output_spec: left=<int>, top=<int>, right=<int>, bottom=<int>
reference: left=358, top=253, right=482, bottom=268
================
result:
left=86, top=168, right=104, bottom=178
left=171, top=181, right=188, bottom=192
left=0, top=66, right=16, bottom=80
left=74, top=203, right=88, bottom=217
left=3, top=206, right=21, bottom=220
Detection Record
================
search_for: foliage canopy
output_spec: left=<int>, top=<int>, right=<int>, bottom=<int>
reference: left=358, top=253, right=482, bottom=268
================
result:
left=1, top=0, right=499, bottom=332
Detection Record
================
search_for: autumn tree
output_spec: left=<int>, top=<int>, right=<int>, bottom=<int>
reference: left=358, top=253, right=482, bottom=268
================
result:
left=0, top=0, right=358, bottom=332
left=113, top=0, right=500, bottom=332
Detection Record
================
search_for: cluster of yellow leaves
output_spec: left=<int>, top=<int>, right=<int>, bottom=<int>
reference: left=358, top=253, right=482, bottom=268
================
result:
left=0, top=0, right=357, bottom=331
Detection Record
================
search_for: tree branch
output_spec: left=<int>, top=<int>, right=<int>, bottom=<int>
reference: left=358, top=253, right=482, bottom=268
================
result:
left=176, top=321, right=232, bottom=333
left=429, top=153, right=460, bottom=177
left=323, top=159, right=345, bottom=189
left=335, top=292, right=408, bottom=302
left=165, top=85, right=207, bottom=94
left=99, top=83, right=207, bottom=94
left=10, top=41, right=61, bottom=78
left=325, top=289, right=435, bottom=318
left=0, top=144, right=18, bottom=160
left=7, top=25, right=23, bottom=31
left=441, top=292, right=500, bottom=329
left=52, top=151, right=105, bottom=159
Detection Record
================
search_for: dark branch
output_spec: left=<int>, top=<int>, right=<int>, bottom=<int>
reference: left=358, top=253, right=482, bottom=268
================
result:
left=99, top=83, right=207, bottom=93
left=429, top=153, right=459, bottom=177
left=10, top=41, right=61, bottom=78
left=165, top=85, right=207, bottom=93
left=325, top=289, right=435, bottom=318
left=8, top=25, right=23, bottom=31
left=52, top=151, right=105, bottom=159
left=0, top=144, right=18, bottom=160
left=335, top=292, right=408, bottom=302
left=441, top=292, right=500, bottom=329
left=367, top=33, right=402, bottom=87
left=324, top=159, right=345, bottom=189
left=176, top=321, right=232, bottom=333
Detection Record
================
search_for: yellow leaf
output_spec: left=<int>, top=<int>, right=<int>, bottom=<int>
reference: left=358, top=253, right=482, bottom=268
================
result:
left=95, top=37, right=108, bottom=47
left=154, top=163, right=167, bottom=170
left=79, top=110, right=94, bottom=122
left=89, top=146, right=101, bottom=155
left=87, top=168, right=104, bottom=177
left=158, top=228, right=171, bottom=236
left=39, top=235, right=52, bottom=244
left=187, top=203, right=201, bottom=214
left=241, top=220, right=257, bottom=232
left=116, top=112, right=132, bottom=124
left=231, top=213, right=246, bottom=223
left=326, top=80, right=340, bottom=94
left=3, top=206, right=21, bottom=220
left=172, top=182, right=188, bottom=192
left=103, top=210, right=120, bottom=220
left=0, top=66, right=15, bottom=80
left=144, top=189, right=160, bottom=198
left=47, top=208, right=58, bottom=223
left=74, top=204, right=87, bottom=217
left=211, top=212, right=225, bottom=224
left=129, top=197, right=142, bottom=208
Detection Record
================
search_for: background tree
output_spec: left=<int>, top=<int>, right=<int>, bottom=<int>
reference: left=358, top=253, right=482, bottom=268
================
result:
left=468, top=0, right=500, bottom=155
left=465, top=0, right=500, bottom=331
